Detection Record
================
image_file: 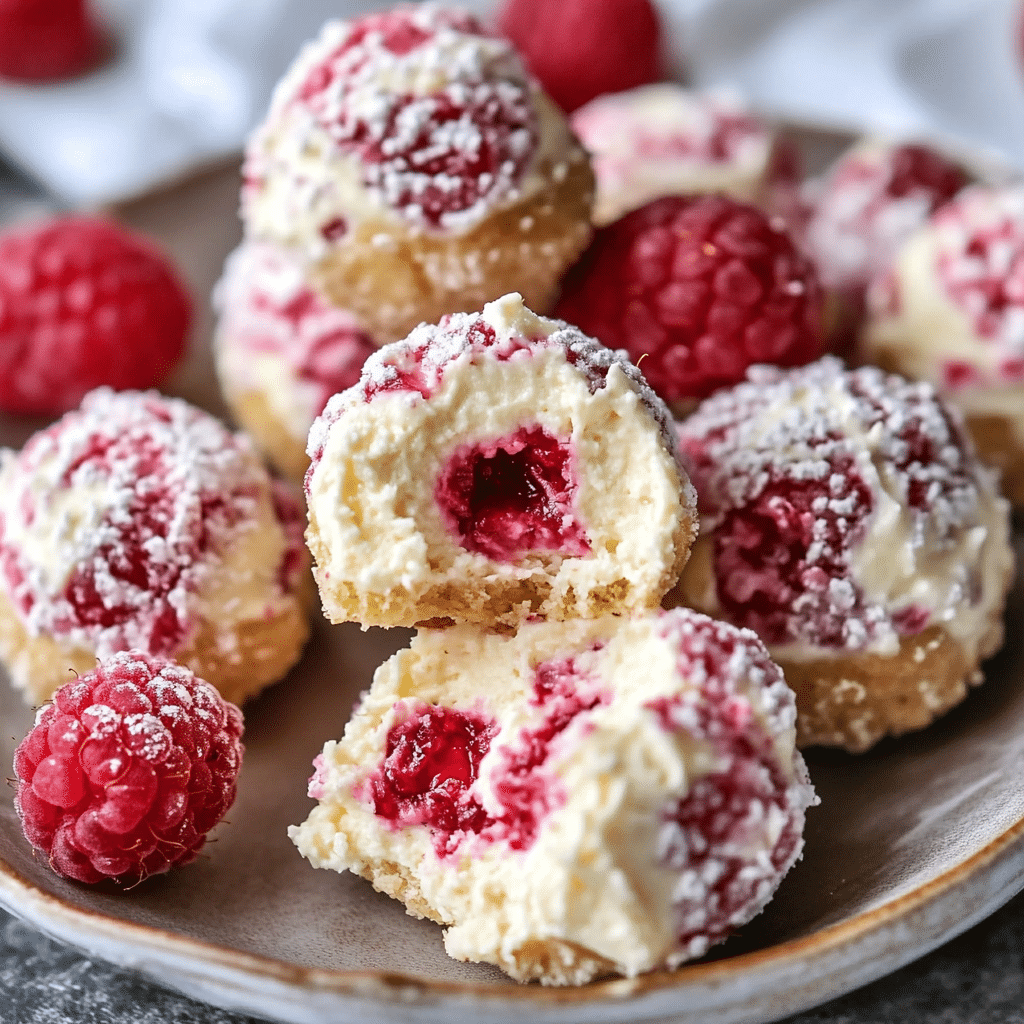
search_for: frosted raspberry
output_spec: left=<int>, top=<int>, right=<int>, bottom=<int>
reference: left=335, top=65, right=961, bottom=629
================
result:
left=556, top=195, right=824, bottom=405
left=0, top=217, right=191, bottom=415
left=497, top=0, right=663, bottom=113
left=0, top=0, right=102, bottom=82
left=13, top=651, right=243, bottom=886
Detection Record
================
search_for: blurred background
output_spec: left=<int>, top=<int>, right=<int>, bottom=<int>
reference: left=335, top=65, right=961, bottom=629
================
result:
left=0, top=0, right=1021, bottom=213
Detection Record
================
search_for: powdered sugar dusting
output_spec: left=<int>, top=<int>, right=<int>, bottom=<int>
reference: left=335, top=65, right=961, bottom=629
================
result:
left=802, top=141, right=969, bottom=294
left=647, top=609, right=814, bottom=960
left=215, top=243, right=377, bottom=419
left=678, top=358, right=985, bottom=650
left=0, top=390, right=275, bottom=659
left=573, top=85, right=770, bottom=194
left=267, top=5, right=538, bottom=232
left=932, top=184, right=1024, bottom=353
left=305, top=294, right=682, bottom=487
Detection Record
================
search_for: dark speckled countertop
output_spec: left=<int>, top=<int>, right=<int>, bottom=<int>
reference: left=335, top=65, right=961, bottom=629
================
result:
left=2, top=893, right=1024, bottom=1023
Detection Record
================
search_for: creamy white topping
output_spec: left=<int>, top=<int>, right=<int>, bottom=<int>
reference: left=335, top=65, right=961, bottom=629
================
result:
left=678, top=358, right=1012, bottom=663
left=289, top=610, right=815, bottom=984
left=571, top=84, right=776, bottom=225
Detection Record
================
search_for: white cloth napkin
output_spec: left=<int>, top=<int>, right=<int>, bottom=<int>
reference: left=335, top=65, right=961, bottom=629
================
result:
left=0, top=0, right=1020, bottom=207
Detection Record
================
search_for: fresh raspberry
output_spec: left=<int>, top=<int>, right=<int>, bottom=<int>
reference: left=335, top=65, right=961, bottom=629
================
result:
left=13, top=651, right=243, bottom=886
left=0, top=0, right=102, bottom=82
left=0, top=216, right=191, bottom=415
left=497, top=0, right=663, bottom=114
left=556, top=195, right=825, bottom=405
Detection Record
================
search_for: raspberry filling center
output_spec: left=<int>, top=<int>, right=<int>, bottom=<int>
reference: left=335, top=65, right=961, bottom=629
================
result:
left=366, top=654, right=605, bottom=857
left=435, top=426, right=590, bottom=562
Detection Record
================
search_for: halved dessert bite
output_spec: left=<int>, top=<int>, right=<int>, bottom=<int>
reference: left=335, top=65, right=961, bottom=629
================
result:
left=304, top=292, right=696, bottom=629
left=242, top=3, right=594, bottom=344
left=862, top=183, right=1024, bottom=503
left=671, top=358, right=1013, bottom=752
left=0, top=389, right=311, bottom=707
left=213, top=240, right=378, bottom=484
left=290, top=608, right=816, bottom=984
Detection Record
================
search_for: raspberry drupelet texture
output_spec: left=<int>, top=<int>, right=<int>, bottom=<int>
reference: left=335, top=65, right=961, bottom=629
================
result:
left=672, top=357, right=1013, bottom=750
left=0, top=0, right=102, bottom=82
left=0, top=217, right=191, bottom=415
left=556, top=195, right=825, bottom=408
left=497, top=0, right=663, bottom=114
left=0, top=388, right=311, bottom=707
left=13, top=651, right=243, bottom=886
left=290, top=609, right=815, bottom=984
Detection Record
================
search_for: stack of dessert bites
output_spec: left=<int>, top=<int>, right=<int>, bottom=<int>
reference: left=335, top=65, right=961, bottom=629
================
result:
left=214, top=3, right=595, bottom=484
left=290, top=291, right=817, bottom=985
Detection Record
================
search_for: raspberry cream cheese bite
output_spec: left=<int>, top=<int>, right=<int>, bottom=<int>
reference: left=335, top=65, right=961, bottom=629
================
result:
left=290, top=608, right=816, bottom=985
left=862, top=184, right=1024, bottom=503
left=672, top=358, right=1013, bottom=752
left=800, top=139, right=969, bottom=349
left=304, top=293, right=696, bottom=629
left=0, top=389, right=311, bottom=707
left=571, top=85, right=798, bottom=227
left=213, top=241, right=378, bottom=483
left=242, top=4, right=594, bottom=344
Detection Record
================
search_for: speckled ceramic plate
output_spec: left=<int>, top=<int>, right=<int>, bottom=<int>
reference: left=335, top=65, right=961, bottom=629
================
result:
left=2, top=141, right=1024, bottom=1024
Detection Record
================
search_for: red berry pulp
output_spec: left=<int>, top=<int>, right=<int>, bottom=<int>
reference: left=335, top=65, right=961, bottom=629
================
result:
left=295, top=7, right=537, bottom=228
left=436, top=426, right=590, bottom=562
left=366, top=653, right=605, bottom=856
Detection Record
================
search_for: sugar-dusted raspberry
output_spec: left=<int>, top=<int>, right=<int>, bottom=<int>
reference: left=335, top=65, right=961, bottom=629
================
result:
left=556, top=195, right=824, bottom=405
left=0, top=216, right=191, bottom=415
left=497, top=0, right=663, bottom=114
left=0, top=0, right=102, bottom=82
left=803, top=140, right=970, bottom=297
left=13, top=651, right=244, bottom=886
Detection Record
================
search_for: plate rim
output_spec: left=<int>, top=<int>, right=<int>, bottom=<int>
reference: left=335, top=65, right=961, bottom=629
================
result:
left=1, top=807, right=1023, bottom=1016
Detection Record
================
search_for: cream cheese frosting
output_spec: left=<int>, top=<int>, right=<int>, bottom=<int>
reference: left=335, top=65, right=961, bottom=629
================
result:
left=304, top=292, right=696, bottom=628
left=864, top=184, right=1024, bottom=433
left=676, top=358, right=1012, bottom=666
left=570, top=84, right=781, bottom=226
left=213, top=241, right=377, bottom=446
left=289, top=609, right=816, bottom=985
left=0, top=389, right=309, bottom=703
left=242, top=4, right=579, bottom=253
